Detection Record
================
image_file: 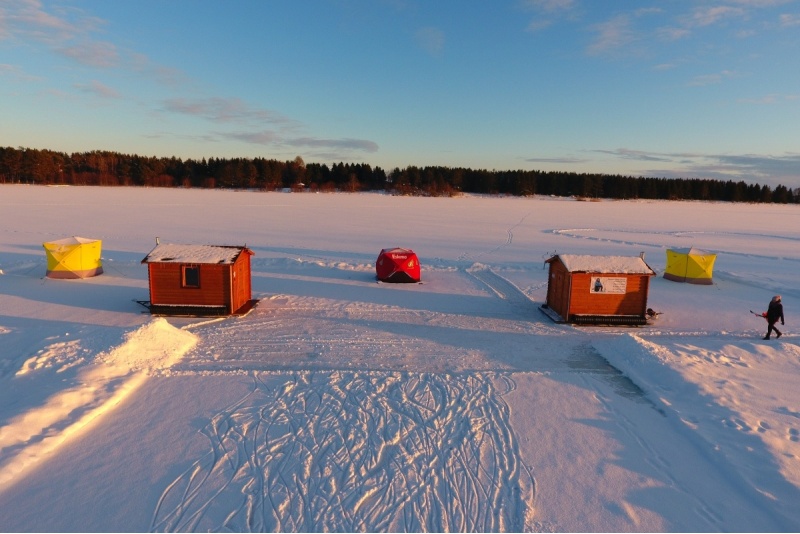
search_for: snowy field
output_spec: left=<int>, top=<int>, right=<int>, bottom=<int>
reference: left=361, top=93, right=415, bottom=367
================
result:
left=0, top=185, right=799, bottom=532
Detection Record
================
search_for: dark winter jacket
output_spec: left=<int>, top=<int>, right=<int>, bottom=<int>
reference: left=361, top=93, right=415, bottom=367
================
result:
left=767, top=300, right=784, bottom=324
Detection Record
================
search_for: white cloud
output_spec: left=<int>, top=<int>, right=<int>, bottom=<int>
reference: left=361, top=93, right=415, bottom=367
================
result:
left=657, top=26, right=691, bottom=41
left=163, top=97, right=294, bottom=128
left=596, top=147, right=800, bottom=186
left=738, top=93, right=800, bottom=104
left=221, top=131, right=379, bottom=154
left=690, top=6, right=746, bottom=27
left=0, top=63, right=41, bottom=81
left=586, top=15, right=638, bottom=56
left=224, top=131, right=281, bottom=145
left=520, top=0, right=577, bottom=33
left=57, top=41, right=119, bottom=68
left=524, top=0, right=574, bottom=11
left=728, top=0, right=794, bottom=6
left=287, top=137, right=379, bottom=153
left=687, top=69, right=740, bottom=86
left=779, top=13, right=800, bottom=26
left=2, top=0, right=186, bottom=90
left=164, top=97, right=379, bottom=156
left=525, top=156, right=588, bottom=164
left=74, top=80, right=120, bottom=98
left=652, top=62, right=678, bottom=71
left=526, top=19, right=553, bottom=32
left=415, top=27, right=444, bottom=57
left=2, top=0, right=99, bottom=45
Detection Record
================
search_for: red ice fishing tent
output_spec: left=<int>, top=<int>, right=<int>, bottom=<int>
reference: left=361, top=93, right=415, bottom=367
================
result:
left=376, top=248, right=421, bottom=283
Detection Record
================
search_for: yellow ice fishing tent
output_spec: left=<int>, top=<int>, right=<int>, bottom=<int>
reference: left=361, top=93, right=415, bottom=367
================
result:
left=43, top=236, right=104, bottom=279
left=663, top=247, right=716, bottom=285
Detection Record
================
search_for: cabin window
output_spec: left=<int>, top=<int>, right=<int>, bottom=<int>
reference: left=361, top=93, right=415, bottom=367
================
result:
left=182, top=265, right=200, bottom=288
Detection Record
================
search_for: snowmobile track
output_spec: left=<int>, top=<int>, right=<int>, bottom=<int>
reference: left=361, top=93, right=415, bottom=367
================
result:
left=467, top=266, right=540, bottom=316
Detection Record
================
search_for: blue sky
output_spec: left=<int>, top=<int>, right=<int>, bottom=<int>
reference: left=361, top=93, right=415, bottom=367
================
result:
left=1, top=0, right=799, bottom=187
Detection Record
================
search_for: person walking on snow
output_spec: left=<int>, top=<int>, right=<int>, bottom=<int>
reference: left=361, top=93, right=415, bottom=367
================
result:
left=764, top=295, right=784, bottom=340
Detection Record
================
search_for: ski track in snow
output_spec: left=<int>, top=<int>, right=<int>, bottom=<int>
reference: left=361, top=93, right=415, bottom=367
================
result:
left=456, top=212, right=531, bottom=264
left=150, top=371, right=535, bottom=533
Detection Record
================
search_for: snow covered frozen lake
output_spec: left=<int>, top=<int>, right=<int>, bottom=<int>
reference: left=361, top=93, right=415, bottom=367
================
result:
left=0, top=185, right=799, bottom=531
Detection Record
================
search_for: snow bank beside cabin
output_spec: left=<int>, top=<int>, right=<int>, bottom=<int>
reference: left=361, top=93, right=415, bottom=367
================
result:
left=592, top=332, right=800, bottom=525
left=0, top=319, right=197, bottom=488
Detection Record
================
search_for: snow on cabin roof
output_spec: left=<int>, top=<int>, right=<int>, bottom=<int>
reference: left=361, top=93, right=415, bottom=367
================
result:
left=553, top=254, right=655, bottom=275
left=142, top=243, right=250, bottom=264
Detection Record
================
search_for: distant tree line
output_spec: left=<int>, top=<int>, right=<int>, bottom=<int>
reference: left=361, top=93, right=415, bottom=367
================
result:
left=1, top=146, right=797, bottom=203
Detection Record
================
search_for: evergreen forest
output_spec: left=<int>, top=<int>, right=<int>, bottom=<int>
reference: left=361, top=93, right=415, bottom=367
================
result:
left=1, top=146, right=797, bottom=203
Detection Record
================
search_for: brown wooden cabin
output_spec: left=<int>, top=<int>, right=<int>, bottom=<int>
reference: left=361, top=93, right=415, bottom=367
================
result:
left=542, top=254, right=655, bottom=326
left=141, top=243, right=255, bottom=316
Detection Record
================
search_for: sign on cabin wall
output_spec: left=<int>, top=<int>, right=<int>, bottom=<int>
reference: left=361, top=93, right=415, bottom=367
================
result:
left=590, top=276, right=627, bottom=294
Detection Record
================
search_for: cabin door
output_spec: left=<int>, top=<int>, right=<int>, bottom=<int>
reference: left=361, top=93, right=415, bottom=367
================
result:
left=548, top=270, right=570, bottom=319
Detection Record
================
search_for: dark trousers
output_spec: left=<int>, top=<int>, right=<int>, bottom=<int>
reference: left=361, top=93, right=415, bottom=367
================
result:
left=766, top=321, right=782, bottom=338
